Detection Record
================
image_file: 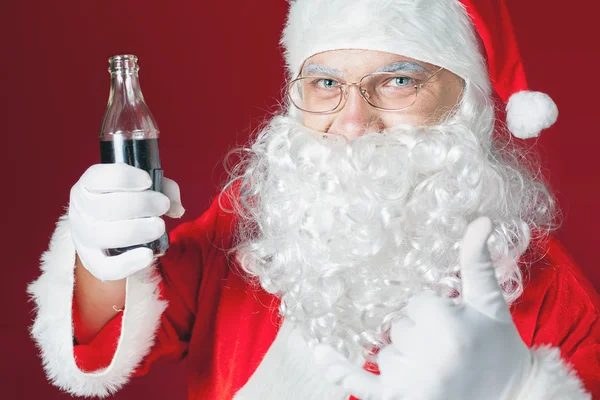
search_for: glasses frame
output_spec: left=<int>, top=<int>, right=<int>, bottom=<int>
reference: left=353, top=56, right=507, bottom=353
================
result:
left=287, top=64, right=444, bottom=114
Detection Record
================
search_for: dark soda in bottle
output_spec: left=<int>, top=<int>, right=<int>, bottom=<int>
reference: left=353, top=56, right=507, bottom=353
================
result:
left=99, top=54, right=169, bottom=256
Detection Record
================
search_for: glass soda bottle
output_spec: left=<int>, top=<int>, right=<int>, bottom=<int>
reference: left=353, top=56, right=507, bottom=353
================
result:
left=99, top=54, right=169, bottom=256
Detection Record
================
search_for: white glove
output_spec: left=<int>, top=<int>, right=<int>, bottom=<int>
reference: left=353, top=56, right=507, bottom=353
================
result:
left=69, top=163, right=185, bottom=281
left=314, top=217, right=532, bottom=400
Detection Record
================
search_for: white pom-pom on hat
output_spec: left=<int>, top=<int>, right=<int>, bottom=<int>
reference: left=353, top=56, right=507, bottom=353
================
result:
left=506, top=91, right=559, bottom=139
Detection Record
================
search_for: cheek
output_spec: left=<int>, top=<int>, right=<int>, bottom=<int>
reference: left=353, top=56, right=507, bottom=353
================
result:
left=397, top=85, right=461, bottom=126
left=379, top=112, right=428, bottom=128
left=302, top=113, right=333, bottom=131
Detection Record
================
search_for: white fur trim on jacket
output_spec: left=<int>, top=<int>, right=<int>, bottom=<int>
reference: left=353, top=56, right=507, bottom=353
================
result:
left=511, top=346, right=590, bottom=400
left=27, top=213, right=167, bottom=398
left=235, top=326, right=591, bottom=400
left=234, top=319, right=349, bottom=400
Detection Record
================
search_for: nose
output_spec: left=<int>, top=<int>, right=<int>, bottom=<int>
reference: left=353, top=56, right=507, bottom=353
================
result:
left=327, top=85, right=384, bottom=140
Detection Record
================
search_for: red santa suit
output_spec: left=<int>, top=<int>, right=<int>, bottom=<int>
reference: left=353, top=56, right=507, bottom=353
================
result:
left=28, top=192, right=600, bottom=399
left=26, top=0, right=600, bottom=395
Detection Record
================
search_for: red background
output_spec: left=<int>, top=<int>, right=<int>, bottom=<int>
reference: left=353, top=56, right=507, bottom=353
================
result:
left=2, top=0, right=598, bottom=399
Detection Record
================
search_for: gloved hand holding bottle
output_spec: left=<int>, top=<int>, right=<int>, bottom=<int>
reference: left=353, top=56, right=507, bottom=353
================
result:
left=69, top=163, right=184, bottom=282
left=70, top=54, right=185, bottom=343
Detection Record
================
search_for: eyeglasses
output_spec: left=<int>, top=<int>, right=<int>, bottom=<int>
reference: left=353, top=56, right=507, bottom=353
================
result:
left=287, top=67, right=444, bottom=114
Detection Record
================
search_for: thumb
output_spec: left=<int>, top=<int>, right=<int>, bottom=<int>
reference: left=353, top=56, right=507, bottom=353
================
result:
left=162, top=177, right=185, bottom=219
left=460, top=217, right=511, bottom=322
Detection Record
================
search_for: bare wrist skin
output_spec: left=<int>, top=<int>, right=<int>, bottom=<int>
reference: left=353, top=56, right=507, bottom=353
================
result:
left=73, top=253, right=126, bottom=344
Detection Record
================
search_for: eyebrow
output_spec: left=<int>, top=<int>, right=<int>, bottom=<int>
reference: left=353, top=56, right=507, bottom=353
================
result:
left=375, top=61, right=428, bottom=73
left=303, top=61, right=428, bottom=77
left=304, top=63, right=344, bottom=77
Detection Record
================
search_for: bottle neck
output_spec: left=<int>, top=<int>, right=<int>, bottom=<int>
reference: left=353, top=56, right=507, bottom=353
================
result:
left=99, top=54, right=159, bottom=140
left=108, top=71, right=144, bottom=107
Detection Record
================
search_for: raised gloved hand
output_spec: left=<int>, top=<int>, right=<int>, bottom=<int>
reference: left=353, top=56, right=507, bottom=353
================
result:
left=314, top=217, right=532, bottom=400
left=69, top=163, right=185, bottom=281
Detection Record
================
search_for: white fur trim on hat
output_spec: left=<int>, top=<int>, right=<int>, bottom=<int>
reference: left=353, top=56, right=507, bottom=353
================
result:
left=27, top=213, right=167, bottom=398
left=506, top=91, right=558, bottom=139
left=281, top=0, right=491, bottom=95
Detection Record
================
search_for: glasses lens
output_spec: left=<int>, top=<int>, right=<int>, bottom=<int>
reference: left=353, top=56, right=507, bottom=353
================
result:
left=360, top=73, right=424, bottom=110
left=289, top=76, right=342, bottom=113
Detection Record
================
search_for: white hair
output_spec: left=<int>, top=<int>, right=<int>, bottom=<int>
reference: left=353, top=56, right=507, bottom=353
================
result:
left=222, top=79, right=556, bottom=361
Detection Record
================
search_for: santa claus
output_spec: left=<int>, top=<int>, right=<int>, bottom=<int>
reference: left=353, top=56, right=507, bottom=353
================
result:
left=28, top=0, right=600, bottom=399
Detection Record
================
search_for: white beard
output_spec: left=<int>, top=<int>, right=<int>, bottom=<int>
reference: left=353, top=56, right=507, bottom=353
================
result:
left=228, top=114, right=554, bottom=362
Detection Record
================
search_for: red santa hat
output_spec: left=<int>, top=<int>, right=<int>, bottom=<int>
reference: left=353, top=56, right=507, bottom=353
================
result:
left=281, top=0, right=558, bottom=139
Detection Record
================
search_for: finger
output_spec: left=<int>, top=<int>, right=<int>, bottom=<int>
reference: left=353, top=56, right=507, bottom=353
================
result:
left=75, top=241, right=155, bottom=281
left=313, top=344, right=383, bottom=400
left=389, top=317, right=415, bottom=347
left=389, top=317, right=430, bottom=361
left=79, top=163, right=153, bottom=193
left=313, top=344, right=357, bottom=384
left=73, top=189, right=171, bottom=221
left=162, top=177, right=185, bottom=218
left=460, top=217, right=511, bottom=321
left=341, top=373, right=384, bottom=400
left=71, top=211, right=166, bottom=249
left=376, top=344, right=408, bottom=376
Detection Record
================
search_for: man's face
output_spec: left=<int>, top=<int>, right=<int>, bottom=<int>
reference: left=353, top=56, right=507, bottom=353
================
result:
left=298, top=49, right=464, bottom=140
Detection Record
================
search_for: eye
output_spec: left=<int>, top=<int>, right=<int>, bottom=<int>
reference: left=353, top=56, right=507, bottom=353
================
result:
left=389, top=76, right=412, bottom=87
left=314, top=78, right=340, bottom=89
